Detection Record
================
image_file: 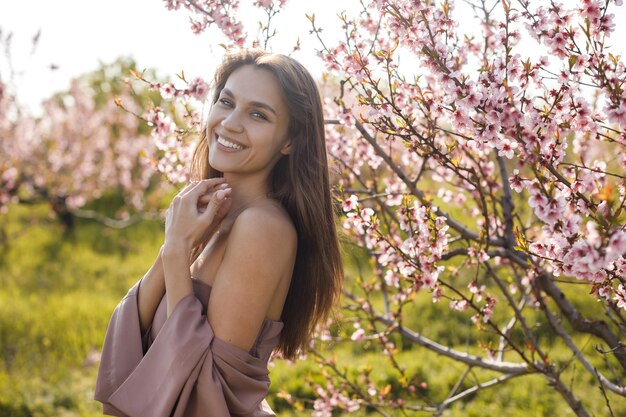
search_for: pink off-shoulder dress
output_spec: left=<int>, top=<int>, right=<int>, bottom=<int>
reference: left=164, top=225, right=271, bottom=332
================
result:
left=94, top=278, right=283, bottom=417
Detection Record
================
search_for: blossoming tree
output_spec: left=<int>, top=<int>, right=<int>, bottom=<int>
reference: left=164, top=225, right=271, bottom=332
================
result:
left=0, top=45, right=172, bottom=228
left=149, top=0, right=626, bottom=415
left=6, top=0, right=625, bottom=414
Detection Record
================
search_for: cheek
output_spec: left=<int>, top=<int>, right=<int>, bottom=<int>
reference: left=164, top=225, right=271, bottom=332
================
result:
left=206, top=107, right=224, bottom=129
left=264, top=131, right=289, bottom=156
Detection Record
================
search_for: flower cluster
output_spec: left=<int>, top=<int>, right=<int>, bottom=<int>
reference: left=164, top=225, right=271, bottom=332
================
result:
left=143, top=1, right=626, bottom=415
left=311, top=383, right=360, bottom=417
left=132, top=71, right=209, bottom=184
left=165, top=0, right=291, bottom=47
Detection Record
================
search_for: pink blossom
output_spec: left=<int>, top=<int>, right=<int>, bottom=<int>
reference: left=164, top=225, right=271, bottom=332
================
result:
left=509, top=169, right=525, bottom=192
left=528, top=192, right=548, bottom=208
left=350, top=328, right=366, bottom=342
left=185, top=77, right=209, bottom=101
left=468, top=281, right=486, bottom=302
left=605, top=102, right=626, bottom=126
left=312, top=383, right=360, bottom=416
left=586, top=221, right=601, bottom=247
left=615, top=258, right=626, bottom=278
left=561, top=240, right=604, bottom=282
left=481, top=296, right=496, bottom=322
left=450, top=299, right=468, bottom=312
left=615, top=285, right=626, bottom=310
left=164, top=0, right=182, bottom=10
left=562, top=214, right=581, bottom=238
left=597, top=286, right=611, bottom=300
left=385, top=178, right=405, bottom=206
left=254, top=0, right=274, bottom=7
left=343, top=206, right=376, bottom=235
left=160, top=83, right=177, bottom=100
left=606, top=231, right=626, bottom=260
left=496, top=138, right=518, bottom=159
left=384, top=269, right=400, bottom=288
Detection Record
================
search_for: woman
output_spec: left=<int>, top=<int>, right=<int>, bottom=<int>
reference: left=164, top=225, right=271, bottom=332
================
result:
left=94, top=49, right=343, bottom=417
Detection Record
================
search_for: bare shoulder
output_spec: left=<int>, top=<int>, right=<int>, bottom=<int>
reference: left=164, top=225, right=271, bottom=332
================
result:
left=217, top=202, right=297, bottom=314
left=216, top=201, right=298, bottom=295
left=228, top=203, right=297, bottom=250
left=207, top=203, right=297, bottom=348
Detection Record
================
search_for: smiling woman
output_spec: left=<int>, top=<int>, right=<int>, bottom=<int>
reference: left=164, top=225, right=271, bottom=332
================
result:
left=94, top=49, right=343, bottom=417
left=208, top=65, right=292, bottom=180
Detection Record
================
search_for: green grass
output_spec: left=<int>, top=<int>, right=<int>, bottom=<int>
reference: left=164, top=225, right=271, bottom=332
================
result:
left=0, top=203, right=624, bottom=416
left=0, top=204, right=162, bottom=417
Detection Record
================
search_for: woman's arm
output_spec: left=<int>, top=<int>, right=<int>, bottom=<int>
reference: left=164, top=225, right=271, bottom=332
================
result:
left=162, top=244, right=194, bottom=316
left=162, top=179, right=232, bottom=317
left=137, top=246, right=166, bottom=334
left=138, top=178, right=231, bottom=329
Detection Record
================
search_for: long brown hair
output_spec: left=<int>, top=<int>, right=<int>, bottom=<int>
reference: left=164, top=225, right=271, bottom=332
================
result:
left=190, top=49, right=343, bottom=359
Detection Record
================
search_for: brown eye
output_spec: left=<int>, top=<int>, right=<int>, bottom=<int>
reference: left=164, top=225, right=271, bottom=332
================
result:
left=251, top=111, right=268, bottom=120
left=219, top=98, right=233, bottom=107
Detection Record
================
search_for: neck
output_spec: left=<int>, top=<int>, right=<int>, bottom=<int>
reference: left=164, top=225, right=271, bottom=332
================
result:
left=223, top=173, right=273, bottom=214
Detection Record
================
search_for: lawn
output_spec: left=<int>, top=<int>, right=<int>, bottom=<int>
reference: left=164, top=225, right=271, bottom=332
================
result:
left=0, top=203, right=622, bottom=416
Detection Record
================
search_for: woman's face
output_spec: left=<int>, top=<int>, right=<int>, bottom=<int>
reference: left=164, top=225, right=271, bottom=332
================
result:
left=207, top=65, right=290, bottom=180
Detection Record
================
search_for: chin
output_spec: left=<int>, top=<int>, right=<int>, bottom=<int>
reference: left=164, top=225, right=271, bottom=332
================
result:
left=208, top=157, right=226, bottom=173
left=208, top=144, right=224, bottom=169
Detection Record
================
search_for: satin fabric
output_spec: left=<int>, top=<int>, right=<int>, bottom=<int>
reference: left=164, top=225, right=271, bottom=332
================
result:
left=94, top=278, right=283, bottom=417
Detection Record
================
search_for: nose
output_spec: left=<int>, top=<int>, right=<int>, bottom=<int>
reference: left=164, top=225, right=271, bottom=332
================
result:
left=221, top=109, right=244, bottom=133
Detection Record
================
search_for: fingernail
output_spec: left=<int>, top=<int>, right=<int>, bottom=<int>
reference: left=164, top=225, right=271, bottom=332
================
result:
left=216, top=190, right=226, bottom=200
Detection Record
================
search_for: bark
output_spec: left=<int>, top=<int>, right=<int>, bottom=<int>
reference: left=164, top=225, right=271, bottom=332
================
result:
left=538, top=274, right=626, bottom=372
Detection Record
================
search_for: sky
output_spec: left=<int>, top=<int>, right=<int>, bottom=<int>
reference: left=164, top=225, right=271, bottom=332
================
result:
left=0, top=0, right=356, bottom=114
left=1, top=0, right=625, bottom=115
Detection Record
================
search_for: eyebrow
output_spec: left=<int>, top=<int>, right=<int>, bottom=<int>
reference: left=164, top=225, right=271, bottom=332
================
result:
left=221, top=88, right=278, bottom=116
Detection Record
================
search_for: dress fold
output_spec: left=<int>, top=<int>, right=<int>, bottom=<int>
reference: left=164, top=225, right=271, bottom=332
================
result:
left=94, top=278, right=283, bottom=417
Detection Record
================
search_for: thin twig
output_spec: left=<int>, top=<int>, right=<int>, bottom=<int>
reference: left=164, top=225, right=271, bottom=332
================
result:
left=438, top=372, right=523, bottom=410
left=353, top=118, right=505, bottom=246
left=540, top=297, right=626, bottom=396
left=73, top=209, right=162, bottom=229
left=371, top=314, right=535, bottom=374
left=434, top=366, right=473, bottom=416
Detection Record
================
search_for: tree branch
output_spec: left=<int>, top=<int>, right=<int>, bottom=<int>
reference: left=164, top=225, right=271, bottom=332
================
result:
left=434, top=366, right=472, bottom=417
left=500, top=249, right=626, bottom=371
left=484, top=263, right=544, bottom=361
left=373, top=314, right=535, bottom=374
left=537, top=273, right=626, bottom=371
left=496, top=155, right=516, bottom=249
left=72, top=209, right=162, bottom=229
left=437, top=372, right=524, bottom=412
left=353, top=118, right=505, bottom=246
left=548, top=373, right=591, bottom=417
left=540, top=293, right=626, bottom=396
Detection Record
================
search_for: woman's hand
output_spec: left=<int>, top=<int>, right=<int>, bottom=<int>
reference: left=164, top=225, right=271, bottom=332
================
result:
left=164, top=178, right=232, bottom=255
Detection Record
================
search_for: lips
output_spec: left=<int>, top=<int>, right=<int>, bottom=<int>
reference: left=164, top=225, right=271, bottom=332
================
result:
left=215, top=134, right=245, bottom=151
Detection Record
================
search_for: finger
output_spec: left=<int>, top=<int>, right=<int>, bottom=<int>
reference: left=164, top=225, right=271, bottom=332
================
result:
left=175, top=180, right=200, bottom=198
left=201, top=188, right=232, bottom=222
left=214, top=196, right=232, bottom=220
left=178, top=180, right=205, bottom=198
left=181, top=178, right=228, bottom=200
left=184, top=179, right=229, bottom=204
left=198, top=185, right=227, bottom=204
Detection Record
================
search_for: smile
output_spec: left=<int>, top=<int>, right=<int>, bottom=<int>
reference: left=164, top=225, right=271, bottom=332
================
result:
left=217, top=135, right=244, bottom=150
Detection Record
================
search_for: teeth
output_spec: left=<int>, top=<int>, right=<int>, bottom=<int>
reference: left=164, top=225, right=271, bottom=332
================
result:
left=217, top=136, right=243, bottom=150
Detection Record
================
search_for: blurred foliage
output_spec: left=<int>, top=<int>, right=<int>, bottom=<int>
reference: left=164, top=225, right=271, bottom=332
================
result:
left=1, top=203, right=623, bottom=416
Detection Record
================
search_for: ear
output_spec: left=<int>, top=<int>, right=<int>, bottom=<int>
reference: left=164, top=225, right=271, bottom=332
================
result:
left=280, top=140, right=293, bottom=155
